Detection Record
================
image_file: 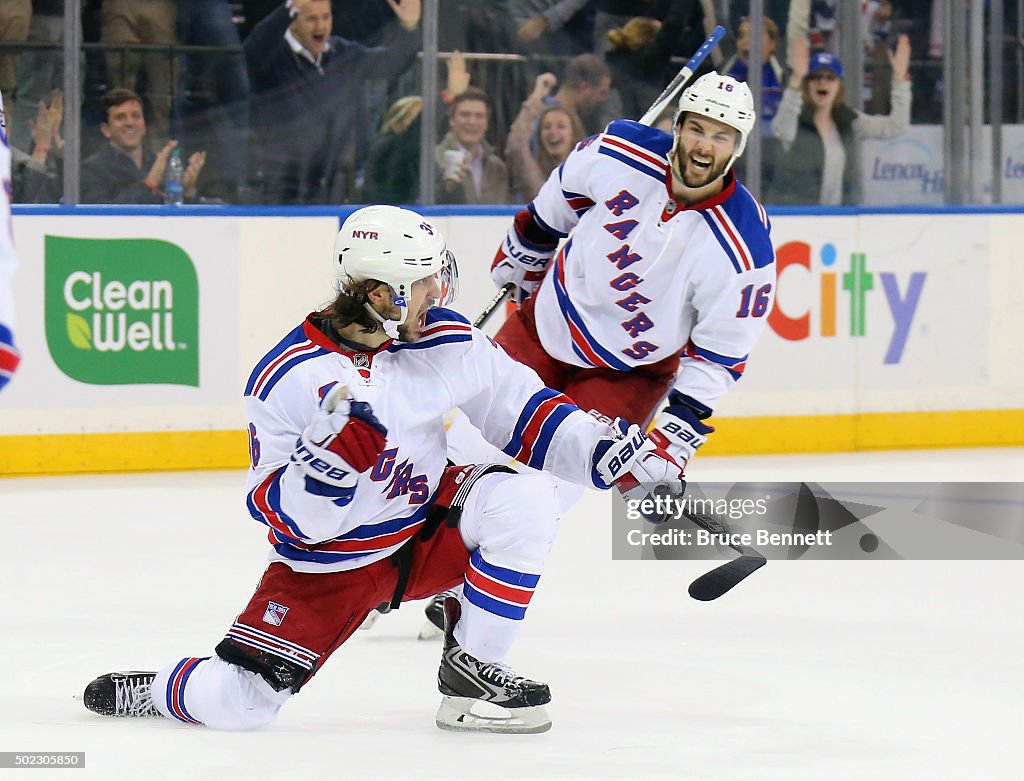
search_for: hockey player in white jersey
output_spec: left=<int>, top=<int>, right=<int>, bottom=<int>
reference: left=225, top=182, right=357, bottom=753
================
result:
left=491, top=72, right=776, bottom=468
left=0, top=95, right=20, bottom=392
left=82, top=205, right=686, bottom=734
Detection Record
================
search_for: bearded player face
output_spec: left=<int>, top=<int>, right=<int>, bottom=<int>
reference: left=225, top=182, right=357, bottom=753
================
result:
left=672, top=114, right=739, bottom=189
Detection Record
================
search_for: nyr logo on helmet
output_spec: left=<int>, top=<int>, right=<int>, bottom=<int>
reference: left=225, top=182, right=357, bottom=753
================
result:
left=353, top=230, right=379, bottom=240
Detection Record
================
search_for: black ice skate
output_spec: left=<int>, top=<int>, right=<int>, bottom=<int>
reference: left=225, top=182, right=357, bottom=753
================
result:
left=83, top=672, right=163, bottom=718
left=435, top=596, right=551, bottom=734
left=417, top=592, right=448, bottom=640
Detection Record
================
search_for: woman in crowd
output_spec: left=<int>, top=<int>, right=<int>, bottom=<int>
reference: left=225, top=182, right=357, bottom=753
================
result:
left=504, top=72, right=585, bottom=203
left=361, top=95, right=423, bottom=205
left=767, top=34, right=911, bottom=205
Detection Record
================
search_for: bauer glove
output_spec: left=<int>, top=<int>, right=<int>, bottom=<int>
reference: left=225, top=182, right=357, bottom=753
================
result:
left=593, top=418, right=686, bottom=524
left=491, top=211, right=557, bottom=303
left=650, top=393, right=714, bottom=468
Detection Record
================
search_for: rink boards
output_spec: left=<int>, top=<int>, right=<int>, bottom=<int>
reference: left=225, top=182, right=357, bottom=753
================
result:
left=2, top=205, right=1022, bottom=474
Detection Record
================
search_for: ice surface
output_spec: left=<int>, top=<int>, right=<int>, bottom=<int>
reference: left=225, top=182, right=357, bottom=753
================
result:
left=3, top=449, right=1023, bottom=780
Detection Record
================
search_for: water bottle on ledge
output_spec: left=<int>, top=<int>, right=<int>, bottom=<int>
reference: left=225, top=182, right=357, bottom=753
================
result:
left=164, top=148, right=184, bottom=206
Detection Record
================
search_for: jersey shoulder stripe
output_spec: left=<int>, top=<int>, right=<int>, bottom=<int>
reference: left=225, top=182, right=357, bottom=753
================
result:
left=598, top=136, right=669, bottom=182
left=391, top=308, right=473, bottom=352
left=424, top=307, right=470, bottom=327
left=603, top=119, right=673, bottom=156
left=700, top=198, right=774, bottom=275
left=245, top=324, right=329, bottom=400
left=245, top=324, right=306, bottom=395
left=716, top=184, right=774, bottom=270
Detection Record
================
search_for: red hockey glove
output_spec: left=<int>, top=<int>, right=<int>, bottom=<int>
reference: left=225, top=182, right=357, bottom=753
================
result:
left=293, top=383, right=388, bottom=493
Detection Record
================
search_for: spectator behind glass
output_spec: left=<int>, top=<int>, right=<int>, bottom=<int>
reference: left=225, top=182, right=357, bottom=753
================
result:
left=362, top=49, right=473, bottom=205
left=509, top=0, right=593, bottom=59
left=11, top=88, right=62, bottom=203
left=721, top=17, right=784, bottom=129
left=603, top=16, right=662, bottom=122
left=100, top=0, right=177, bottom=151
left=767, top=36, right=911, bottom=205
left=0, top=0, right=30, bottom=122
left=243, top=0, right=421, bottom=205
left=176, top=0, right=251, bottom=202
left=361, top=95, right=423, bottom=206
left=549, top=53, right=612, bottom=135
left=81, top=88, right=206, bottom=204
left=435, top=87, right=512, bottom=205
left=11, top=0, right=72, bottom=149
left=506, top=72, right=584, bottom=202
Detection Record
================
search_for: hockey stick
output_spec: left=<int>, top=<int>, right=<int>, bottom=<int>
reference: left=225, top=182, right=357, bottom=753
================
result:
left=681, top=511, right=766, bottom=601
left=473, top=283, right=516, bottom=328
left=638, top=25, right=726, bottom=126
left=620, top=481, right=766, bottom=601
left=473, top=27, right=726, bottom=328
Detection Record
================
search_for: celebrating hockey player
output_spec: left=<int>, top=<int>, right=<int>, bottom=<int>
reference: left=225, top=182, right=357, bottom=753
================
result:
left=491, top=71, right=776, bottom=468
left=0, top=95, right=20, bottom=393
left=82, top=205, right=685, bottom=734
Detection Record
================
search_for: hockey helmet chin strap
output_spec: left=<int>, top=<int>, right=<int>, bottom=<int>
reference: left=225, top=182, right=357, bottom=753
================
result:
left=359, top=251, right=459, bottom=341
left=363, top=291, right=409, bottom=340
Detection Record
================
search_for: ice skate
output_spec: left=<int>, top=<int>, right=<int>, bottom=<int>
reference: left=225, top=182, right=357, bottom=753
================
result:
left=417, top=592, right=448, bottom=640
left=82, top=672, right=163, bottom=718
left=358, top=602, right=392, bottom=631
left=435, top=596, right=551, bottom=734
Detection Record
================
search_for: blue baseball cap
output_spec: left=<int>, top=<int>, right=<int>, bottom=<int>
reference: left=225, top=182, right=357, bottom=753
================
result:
left=808, top=51, right=844, bottom=79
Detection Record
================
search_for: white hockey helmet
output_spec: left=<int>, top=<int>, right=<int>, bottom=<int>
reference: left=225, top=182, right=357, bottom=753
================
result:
left=333, top=205, right=459, bottom=337
left=673, top=72, right=756, bottom=175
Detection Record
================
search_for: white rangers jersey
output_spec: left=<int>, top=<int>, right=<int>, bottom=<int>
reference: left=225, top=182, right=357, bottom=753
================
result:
left=0, top=96, right=20, bottom=390
left=528, top=120, right=776, bottom=415
left=243, top=308, right=609, bottom=573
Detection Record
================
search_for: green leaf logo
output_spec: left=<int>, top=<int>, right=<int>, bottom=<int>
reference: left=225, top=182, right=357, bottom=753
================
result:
left=67, top=313, right=92, bottom=350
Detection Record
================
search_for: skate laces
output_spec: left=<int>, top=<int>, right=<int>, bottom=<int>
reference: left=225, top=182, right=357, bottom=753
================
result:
left=114, top=676, right=156, bottom=717
left=477, top=661, right=525, bottom=688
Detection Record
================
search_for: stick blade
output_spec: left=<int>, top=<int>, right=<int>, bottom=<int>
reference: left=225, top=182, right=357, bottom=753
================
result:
left=687, top=550, right=766, bottom=601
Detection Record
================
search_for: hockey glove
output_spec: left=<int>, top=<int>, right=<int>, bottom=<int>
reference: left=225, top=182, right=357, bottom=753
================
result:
left=593, top=419, right=686, bottom=524
left=491, top=211, right=558, bottom=303
left=292, top=383, right=388, bottom=498
left=650, top=394, right=715, bottom=468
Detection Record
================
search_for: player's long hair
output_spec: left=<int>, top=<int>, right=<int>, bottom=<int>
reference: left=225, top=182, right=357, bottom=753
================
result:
left=325, top=279, right=386, bottom=335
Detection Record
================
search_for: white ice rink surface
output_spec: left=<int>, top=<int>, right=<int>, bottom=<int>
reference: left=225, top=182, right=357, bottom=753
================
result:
left=3, top=448, right=1024, bottom=780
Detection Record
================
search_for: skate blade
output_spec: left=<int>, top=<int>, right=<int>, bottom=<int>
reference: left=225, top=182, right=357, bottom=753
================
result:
left=358, top=611, right=381, bottom=631
left=417, top=620, right=444, bottom=641
left=435, top=696, right=551, bottom=734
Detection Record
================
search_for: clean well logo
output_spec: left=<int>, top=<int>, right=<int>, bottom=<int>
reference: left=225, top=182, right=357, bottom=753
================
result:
left=45, top=236, right=199, bottom=386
